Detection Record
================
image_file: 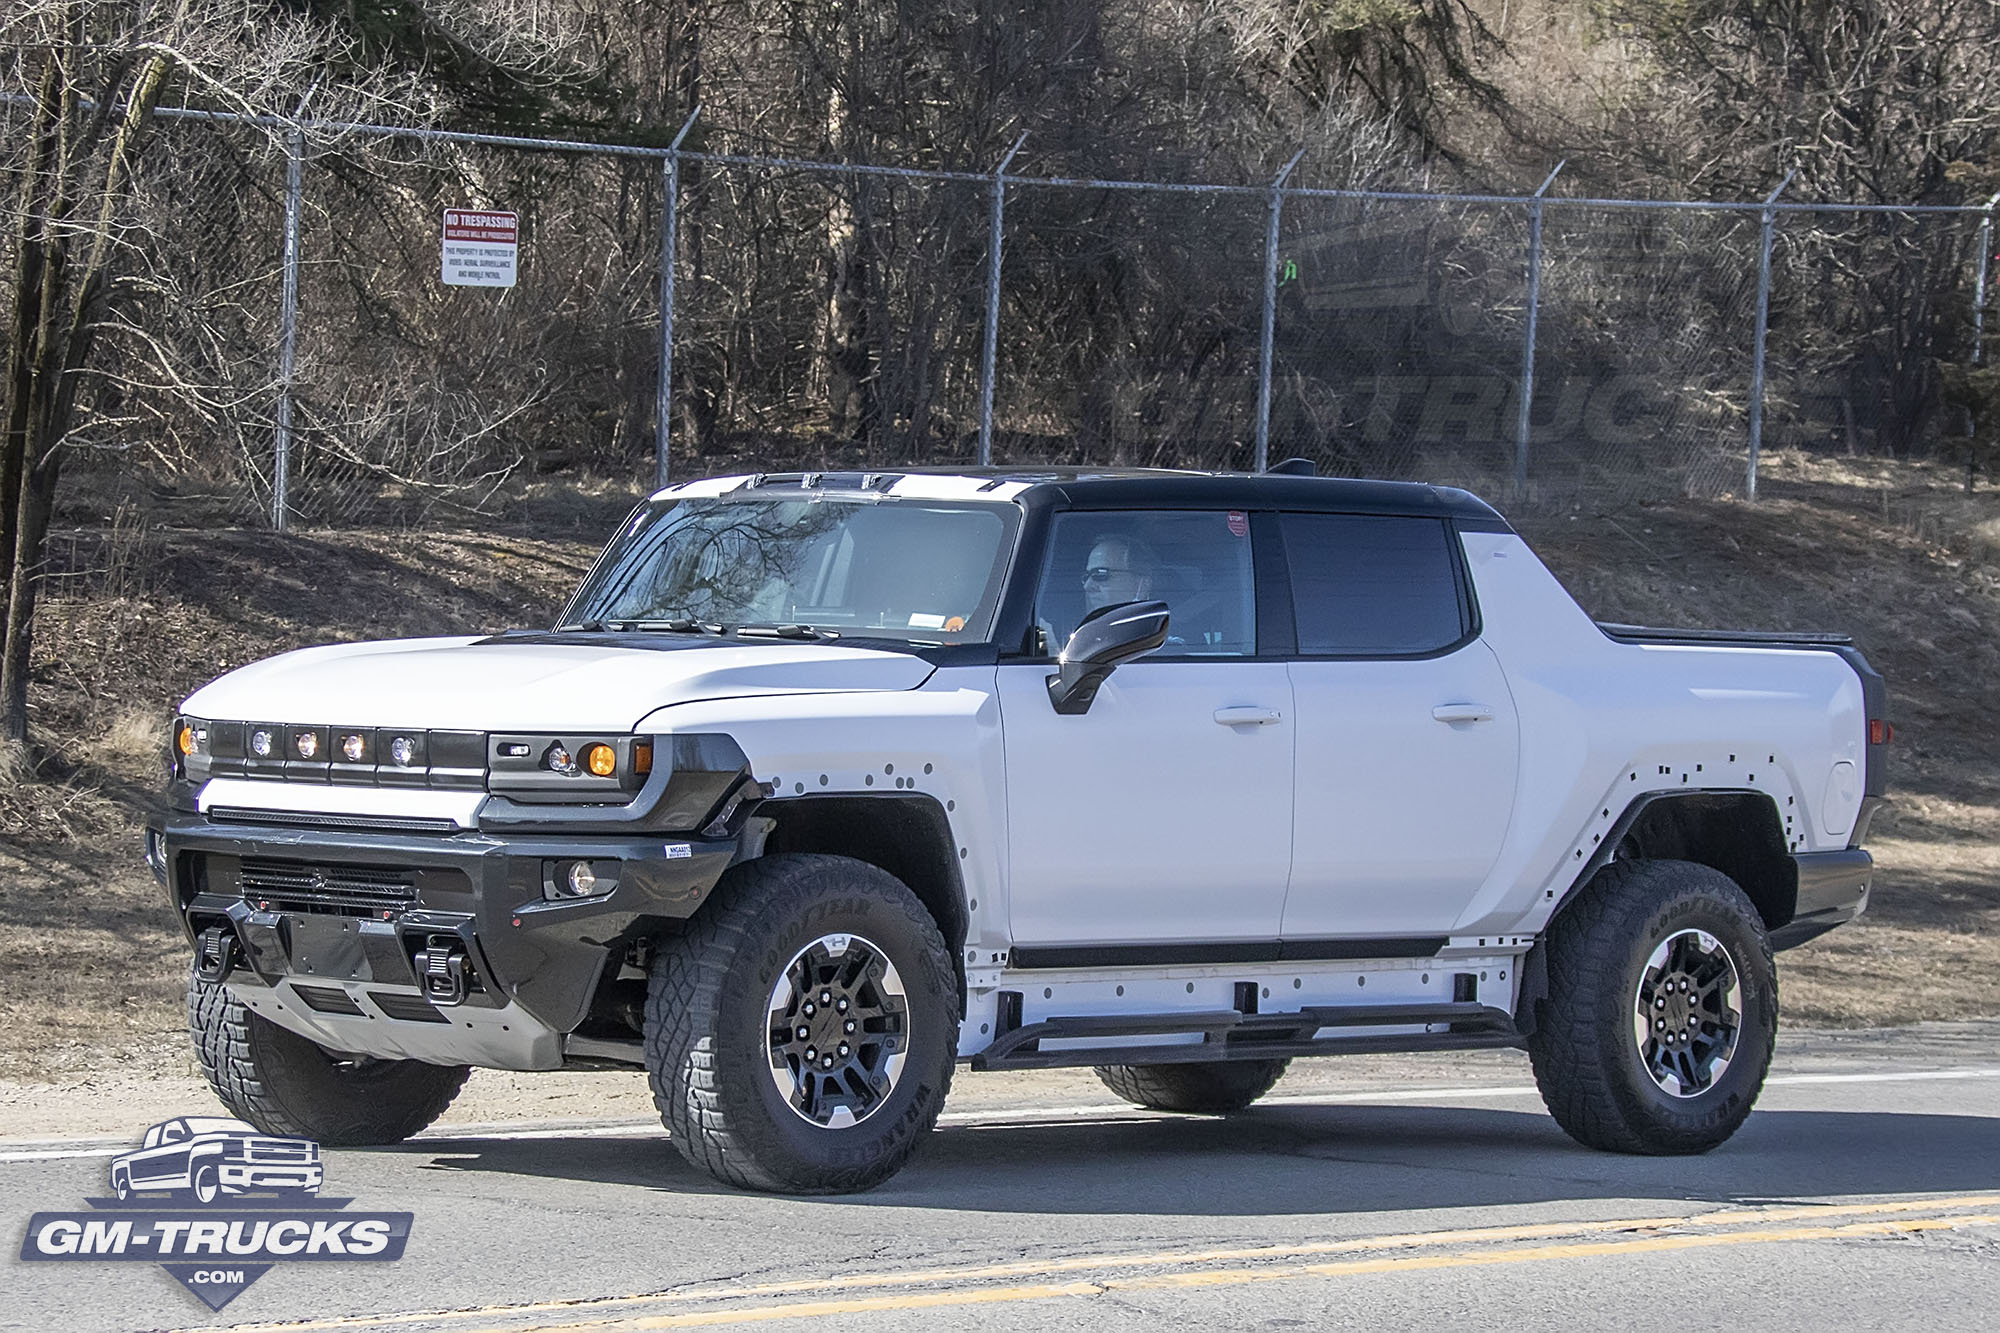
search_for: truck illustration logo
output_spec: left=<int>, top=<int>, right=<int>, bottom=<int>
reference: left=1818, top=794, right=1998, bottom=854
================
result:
left=108, top=1117, right=324, bottom=1205
left=20, top=1116, right=410, bottom=1312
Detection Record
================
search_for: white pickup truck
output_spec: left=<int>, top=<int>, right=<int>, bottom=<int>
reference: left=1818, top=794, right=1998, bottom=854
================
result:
left=152, top=467, right=1886, bottom=1193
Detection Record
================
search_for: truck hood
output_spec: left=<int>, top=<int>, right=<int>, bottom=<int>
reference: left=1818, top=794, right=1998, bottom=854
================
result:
left=180, top=635, right=937, bottom=732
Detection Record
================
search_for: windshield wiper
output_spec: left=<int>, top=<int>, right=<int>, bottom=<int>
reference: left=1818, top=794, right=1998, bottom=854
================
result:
left=731, top=622, right=840, bottom=640
left=630, top=618, right=726, bottom=634
left=552, top=618, right=723, bottom=635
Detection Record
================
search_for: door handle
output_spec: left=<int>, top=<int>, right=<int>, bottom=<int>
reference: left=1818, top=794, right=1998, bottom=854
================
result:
left=1432, top=703, right=1496, bottom=724
left=1214, top=706, right=1284, bottom=726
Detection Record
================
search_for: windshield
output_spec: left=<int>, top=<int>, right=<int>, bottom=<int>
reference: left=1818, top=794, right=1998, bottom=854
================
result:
left=564, top=496, right=1019, bottom=643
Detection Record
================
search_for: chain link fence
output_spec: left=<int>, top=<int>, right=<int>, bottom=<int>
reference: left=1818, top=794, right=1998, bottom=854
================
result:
left=30, top=105, right=2000, bottom=526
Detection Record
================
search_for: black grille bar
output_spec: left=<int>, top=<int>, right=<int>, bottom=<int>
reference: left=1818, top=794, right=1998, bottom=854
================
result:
left=239, top=858, right=418, bottom=915
left=210, top=807, right=461, bottom=835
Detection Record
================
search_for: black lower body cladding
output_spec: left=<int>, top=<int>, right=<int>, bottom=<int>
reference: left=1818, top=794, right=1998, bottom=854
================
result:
left=156, top=810, right=740, bottom=1038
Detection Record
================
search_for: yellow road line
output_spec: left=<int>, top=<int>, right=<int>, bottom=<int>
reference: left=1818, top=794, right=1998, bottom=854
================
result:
left=499, top=1215, right=1998, bottom=1331
left=197, top=1194, right=2000, bottom=1333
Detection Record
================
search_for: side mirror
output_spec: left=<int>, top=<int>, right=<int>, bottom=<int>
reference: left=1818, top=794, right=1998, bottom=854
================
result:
left=1046, top=600, right=1169, bottom=715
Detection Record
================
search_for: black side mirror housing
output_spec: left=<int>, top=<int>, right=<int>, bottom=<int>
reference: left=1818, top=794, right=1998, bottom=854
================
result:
left=1046, top=600, right=1170, bottom=715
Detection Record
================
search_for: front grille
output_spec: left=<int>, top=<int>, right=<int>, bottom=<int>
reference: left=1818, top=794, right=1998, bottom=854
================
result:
left=240, top=858, right=418, bottom=915
left=246, top=1139, right=315, bottom=1161
left=210, top=807, right=461, bottom=835
left=369, top=991, right=450, bottom=1023
left=292, top=983, right=367, bottom=1016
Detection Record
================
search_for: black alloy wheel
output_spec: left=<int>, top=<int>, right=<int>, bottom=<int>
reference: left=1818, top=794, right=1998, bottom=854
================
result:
left=766, top=933, right=911, bottom=1129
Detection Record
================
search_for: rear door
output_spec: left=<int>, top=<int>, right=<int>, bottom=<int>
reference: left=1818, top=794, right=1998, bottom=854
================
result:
left=998, top=508, right=1294, bottom=952
left=1277, top=513, right=1520, bottom=940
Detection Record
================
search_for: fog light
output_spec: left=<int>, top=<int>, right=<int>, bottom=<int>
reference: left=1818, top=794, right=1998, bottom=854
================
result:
left=295, top=731, right=319, bottom=759
left=585, top=743, right=616, bottom=777
left=389, top=735, right=416, bottom=767
left=340, top=732, right=366, bottom=762
left=566, top=861, right=597, bottom=896
left=250, top=728, right=273, bottom=758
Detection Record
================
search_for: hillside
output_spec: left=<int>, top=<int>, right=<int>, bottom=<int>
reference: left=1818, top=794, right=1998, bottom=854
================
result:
left=0, top=455, right=1994, bottom=1078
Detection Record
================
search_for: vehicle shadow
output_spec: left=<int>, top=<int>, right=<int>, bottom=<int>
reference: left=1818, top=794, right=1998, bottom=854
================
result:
left=391, top=1104, right=2000, bottom=1215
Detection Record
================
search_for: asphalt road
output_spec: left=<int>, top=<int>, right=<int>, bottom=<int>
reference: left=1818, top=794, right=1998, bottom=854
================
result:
left=6, top=1023, right=1998, bottom=1333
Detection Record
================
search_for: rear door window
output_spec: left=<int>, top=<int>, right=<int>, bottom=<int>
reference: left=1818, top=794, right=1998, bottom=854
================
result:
left=1279, top=513, right=1469, bottom=656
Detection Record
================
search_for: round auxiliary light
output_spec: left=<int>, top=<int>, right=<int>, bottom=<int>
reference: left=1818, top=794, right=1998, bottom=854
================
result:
left=389, top=736, right=416, bottom=767
left=249, top=729, right=273, bottom=758
left=584, top=743, right=616, bottom=777
left=566, top=861, right=597, bottom=896
left=340, top=733, right=366, bottom=762
left=545, top=744, right=574, bottom=774
left=295, top=731, right=319, bottom=759
left=177, top=724, right=196, bottom=756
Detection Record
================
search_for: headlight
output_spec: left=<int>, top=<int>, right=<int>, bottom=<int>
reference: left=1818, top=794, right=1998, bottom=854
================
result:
left=488, top=734, right=655, bottom=803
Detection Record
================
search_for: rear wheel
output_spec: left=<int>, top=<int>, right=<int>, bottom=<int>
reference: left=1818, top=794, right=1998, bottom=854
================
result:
left=645, top=854, right=959, bottom=1194
left=1526, top=859, right=1777, bottom=1155
left=188, top=972, right=470, bottom=1146
left=1094, top=1059, right=1290, bottom=1113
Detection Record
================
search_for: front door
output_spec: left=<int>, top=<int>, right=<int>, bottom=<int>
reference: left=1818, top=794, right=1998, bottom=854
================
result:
left=999, top=509, right=1293, bottom=951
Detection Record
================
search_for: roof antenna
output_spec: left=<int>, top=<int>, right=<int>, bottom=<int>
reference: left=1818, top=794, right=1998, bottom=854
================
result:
left=1267, top=457, right=1316, bottom=476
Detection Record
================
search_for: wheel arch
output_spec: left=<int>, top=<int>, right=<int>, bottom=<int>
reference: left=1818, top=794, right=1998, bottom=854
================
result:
left=1517, top=791, right=1795, bottom=1037
left=753, top=794, right=970, bottom=995
left=1562, top=791, right=1796, bottom=931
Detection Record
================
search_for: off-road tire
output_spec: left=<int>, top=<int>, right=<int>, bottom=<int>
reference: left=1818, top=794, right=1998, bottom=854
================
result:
left=187, top=972, right=470, bottom=1146
left=1093, top=1059, right=1290, bottom=1113
left=645, top=854, right=959, bottom=1194
left=1526, top=858, right=1777, bottom=1155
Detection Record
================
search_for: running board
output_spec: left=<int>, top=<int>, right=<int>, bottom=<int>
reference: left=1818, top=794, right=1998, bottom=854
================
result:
left=969, top=1001, right=1521, bottom=1072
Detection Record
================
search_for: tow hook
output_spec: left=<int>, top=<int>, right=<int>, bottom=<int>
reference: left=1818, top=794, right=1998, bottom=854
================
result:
left=194, top=926, right=239, bottom=983
left=414, top=939, right=473, bottom=1006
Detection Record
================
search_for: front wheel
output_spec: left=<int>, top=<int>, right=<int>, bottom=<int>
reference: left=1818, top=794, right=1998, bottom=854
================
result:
left=188, top=973, right=470, bottom=1147
left=1526, top=859, right=1778, bottom=1155
left=191, top=1164, right=220, bottom=1205
left=645, top=854, right=959, bottom=1194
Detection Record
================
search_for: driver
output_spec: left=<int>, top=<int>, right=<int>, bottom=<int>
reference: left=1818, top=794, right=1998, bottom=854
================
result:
left=1081, top=534, right=1160, bottom=614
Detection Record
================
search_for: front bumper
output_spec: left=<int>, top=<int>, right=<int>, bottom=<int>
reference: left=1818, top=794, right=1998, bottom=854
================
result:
left=155, top=810, right=740, bottom=1070
left=220, top=1162, right=324, bottom=1191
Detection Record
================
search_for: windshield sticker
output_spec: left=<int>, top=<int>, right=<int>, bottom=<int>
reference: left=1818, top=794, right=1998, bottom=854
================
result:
left=1227, top=511, right=1248, bottom=538
left=907, top=613, right=947, bottom=629
left=19, top=1116, right=413, bottom=1312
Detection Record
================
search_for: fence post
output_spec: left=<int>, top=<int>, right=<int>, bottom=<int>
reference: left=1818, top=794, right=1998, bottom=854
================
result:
left=1513, top=161, right=1565, bottom=494
left=1745, top=170, right=1794, bottom=502
left=655, top=107, right=701, bottom=492
left=977, top=133, right=1028, bottom=468
left=1974, top=190, right=2000, bottom=367
left=273, top=128, right=302, bottom=532
left=1254, top=150, right=1306, bottom=474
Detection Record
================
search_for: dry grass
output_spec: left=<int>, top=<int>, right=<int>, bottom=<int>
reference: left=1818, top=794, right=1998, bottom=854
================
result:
left=0, top=460, right=1995, bottom=1077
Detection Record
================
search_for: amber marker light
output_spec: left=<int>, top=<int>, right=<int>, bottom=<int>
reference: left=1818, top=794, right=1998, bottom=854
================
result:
left=585, top=743, right=617, bottom=777
left=632, top=741, right=653, bottom=776
left=177, top=723, right=196, bottom=756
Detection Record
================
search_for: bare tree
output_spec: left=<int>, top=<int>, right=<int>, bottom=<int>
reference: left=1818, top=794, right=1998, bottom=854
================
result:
left=0, top=1, right=417, bottom=749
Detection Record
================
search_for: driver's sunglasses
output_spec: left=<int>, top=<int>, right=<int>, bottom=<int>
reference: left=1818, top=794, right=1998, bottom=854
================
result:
left=1082, top=566, right=1131, bottom=585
